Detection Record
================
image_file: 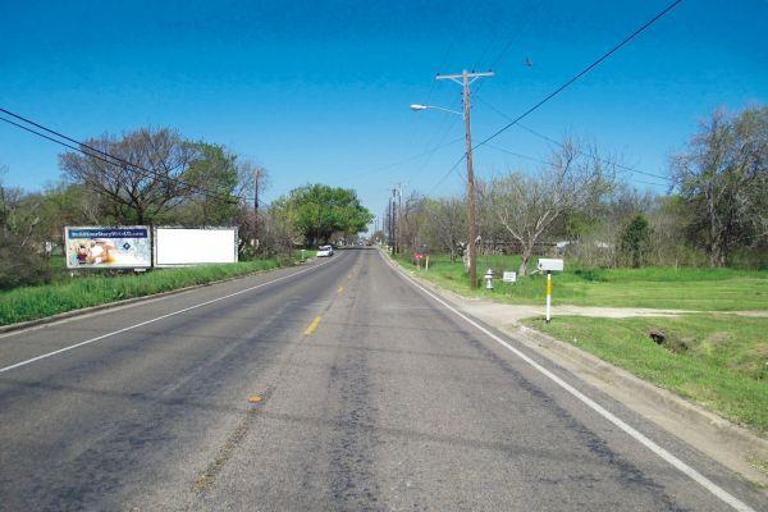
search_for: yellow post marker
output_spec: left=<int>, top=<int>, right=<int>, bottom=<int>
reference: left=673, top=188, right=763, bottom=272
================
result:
left=545, top=271, right=553, bottom=323
left=537, top=258, right=563, bottom=324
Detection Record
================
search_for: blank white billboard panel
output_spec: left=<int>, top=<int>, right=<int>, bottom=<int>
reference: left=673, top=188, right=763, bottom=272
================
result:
left=154, top=228, right=237, bottom=266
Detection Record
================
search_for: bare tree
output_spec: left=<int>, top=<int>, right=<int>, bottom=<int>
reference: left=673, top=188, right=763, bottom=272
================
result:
left=59, top=127, right=196, bottom=224
left=234, top=162, right=269, bottom=256
left=0, top=171, right=51, bottom=287
left=486, top=140, right=615, bottom=275
left=421, top=197, right=466, bottom=261
left=671, top=106, right=768, bottom=266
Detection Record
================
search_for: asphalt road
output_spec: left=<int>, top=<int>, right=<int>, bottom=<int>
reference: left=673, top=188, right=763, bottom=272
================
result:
left=0, top=249, right=764, bottom=511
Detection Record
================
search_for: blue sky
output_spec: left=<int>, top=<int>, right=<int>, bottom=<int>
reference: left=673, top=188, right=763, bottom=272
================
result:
left=1, top=0, right=766, bottom=225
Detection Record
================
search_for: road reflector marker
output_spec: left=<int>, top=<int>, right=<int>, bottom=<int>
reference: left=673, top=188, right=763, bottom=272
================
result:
left=304, top=316, right=322, bottom=336
left=338, top=286, right=344, bottom=294
left=248, top=395, right=263, bottom=404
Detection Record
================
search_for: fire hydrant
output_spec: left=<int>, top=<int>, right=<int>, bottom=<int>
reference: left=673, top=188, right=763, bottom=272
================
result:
left=484, top=268, right=495, bottom=290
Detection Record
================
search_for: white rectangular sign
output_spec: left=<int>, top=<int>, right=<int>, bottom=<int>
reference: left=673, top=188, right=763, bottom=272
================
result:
left=537, top=258, right=564, bottom=272
left=65, top=226, right=151, bottom=269
left=154, top=227, right=238, bottom=267
left=502, top=271, right=517, bottom=283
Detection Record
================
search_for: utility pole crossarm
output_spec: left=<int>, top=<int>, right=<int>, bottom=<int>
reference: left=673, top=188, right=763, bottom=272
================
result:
left=436, top=71, right=495, bottom=86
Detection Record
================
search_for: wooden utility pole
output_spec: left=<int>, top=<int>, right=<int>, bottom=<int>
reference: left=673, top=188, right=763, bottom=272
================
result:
left=436, top=70, right=494, bottom=288
left=253, top=168, right=261, bottom=247
left=391, top=188, right=398, bottom=254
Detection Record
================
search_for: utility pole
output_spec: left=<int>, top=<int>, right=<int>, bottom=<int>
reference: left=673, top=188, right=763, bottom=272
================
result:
left=436, top=70, right=494, bottom=288
left=391, top=188, right=398, bottom=254
left=253, top=168, right=261, bottom=245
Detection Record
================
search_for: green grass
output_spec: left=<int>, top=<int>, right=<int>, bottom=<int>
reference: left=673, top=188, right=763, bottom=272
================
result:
left=0, top=259, right=281, bottom=326
left=523, top=314, right=768, bottom=434
left=396, top=254, right=768, bottom=311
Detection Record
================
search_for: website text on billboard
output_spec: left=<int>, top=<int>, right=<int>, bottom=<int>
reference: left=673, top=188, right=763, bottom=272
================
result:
left=65, top=226, right=152, bottom=269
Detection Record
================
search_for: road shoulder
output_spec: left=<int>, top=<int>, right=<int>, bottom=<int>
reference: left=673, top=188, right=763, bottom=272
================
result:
left=0, top=259, right=317, bottom=337
left=383, top=250, right=768, bottom=488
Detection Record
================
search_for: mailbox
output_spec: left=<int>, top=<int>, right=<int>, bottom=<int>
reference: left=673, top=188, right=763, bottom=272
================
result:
left=537, top=258, right=564, bottom=272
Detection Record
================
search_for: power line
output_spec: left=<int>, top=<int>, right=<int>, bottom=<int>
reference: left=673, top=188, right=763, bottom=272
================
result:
left=428, top=153, right=466, bottom=195
left=424, top=0, right=682, bottom=196
left=473, top=0, right=685, bottom=151
left=0, top=108, right=242, bottom=203
left=475, top=95, right=672, bottom=182
left=473, top=1, right=543, bottom=96
left=340, top=135, right=464, bottom=182
left=485, top=143, right=668, bottom=187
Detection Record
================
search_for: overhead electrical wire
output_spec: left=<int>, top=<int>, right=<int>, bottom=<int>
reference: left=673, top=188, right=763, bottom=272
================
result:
left=426, top=0, right=683, bottom=193
left=474, top=95, right=672, bottom=183
left=472, top=0, right=685, bottom=151
left=0, top=107, right=242, bottom=204
left=485, top=143, right=668, bottom=188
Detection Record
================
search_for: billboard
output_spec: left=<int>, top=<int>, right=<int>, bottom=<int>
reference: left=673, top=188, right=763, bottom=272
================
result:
left=154, top=227, right=238, bottom=267
left=65, top=226, right=152, bottom=269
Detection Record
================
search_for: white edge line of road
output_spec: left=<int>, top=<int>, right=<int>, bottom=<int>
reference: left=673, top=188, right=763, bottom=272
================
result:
left=380, top=251, right=756, bottom=512
left=0, top=256, right=339, bottom=376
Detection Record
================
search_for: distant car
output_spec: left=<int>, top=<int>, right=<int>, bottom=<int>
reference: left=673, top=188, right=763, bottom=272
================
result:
left=317, top=245, right=334, bottom=257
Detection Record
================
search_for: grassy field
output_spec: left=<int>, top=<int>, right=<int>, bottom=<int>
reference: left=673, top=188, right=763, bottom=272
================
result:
left=396, top=254, right=768, bottom=311
left=524, top=314, right=768, bottom=434
left=0, top=259, right=281, bottom=326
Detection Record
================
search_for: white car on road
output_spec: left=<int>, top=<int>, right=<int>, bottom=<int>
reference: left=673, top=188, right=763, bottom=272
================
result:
left=316, top=245, right=334, bottom=257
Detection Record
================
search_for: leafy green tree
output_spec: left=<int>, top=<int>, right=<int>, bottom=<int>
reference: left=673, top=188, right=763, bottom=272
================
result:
left=176, top=142, right=241, bottom=226
left=619, top=213, right=652, bottom=268
left=274, top=184, right=373, bottom=246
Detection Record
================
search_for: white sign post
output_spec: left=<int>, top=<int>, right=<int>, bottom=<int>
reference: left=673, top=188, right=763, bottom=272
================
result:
left=502, top=271, right=517, bottom=283
left=537, top=258, right=564, bottom=323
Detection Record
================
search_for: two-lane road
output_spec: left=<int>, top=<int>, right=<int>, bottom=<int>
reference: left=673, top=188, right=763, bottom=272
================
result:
left=0, top=249, right=763, bottom=510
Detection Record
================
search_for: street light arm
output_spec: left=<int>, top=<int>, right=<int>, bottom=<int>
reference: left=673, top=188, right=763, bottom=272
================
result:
left=409, top=104, right=463, bottom=117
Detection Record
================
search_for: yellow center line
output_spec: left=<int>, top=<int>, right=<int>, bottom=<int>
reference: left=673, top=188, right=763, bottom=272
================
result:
left=304, top=316, right=322, bottom=336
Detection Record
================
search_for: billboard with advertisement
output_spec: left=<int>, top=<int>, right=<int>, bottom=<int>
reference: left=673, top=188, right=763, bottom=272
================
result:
left=153, top=227, right=238, bottom=267
left=65, top=226, right=152, bottom=269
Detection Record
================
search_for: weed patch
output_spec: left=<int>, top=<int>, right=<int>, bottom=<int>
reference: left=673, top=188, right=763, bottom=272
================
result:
left=0, top=259, right=281, bottom=326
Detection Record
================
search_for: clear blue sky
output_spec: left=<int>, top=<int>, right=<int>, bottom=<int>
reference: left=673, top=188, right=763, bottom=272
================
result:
left=1, top=0, right=766, bottom=226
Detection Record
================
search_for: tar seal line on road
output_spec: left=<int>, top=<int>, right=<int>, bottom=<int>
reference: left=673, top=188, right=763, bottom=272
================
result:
left=380, top=251, right=757, bottom=512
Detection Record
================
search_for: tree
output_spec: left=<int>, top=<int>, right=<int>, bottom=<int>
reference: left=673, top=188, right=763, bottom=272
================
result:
left=421, top=197, right=466, bottom=261
left=177, top=142, right=241, bottom=226
left=274, top=184, right=373, bottom=247
left=234, top=163, right=269, bottom=258
left=619, top=214, right=652, bottom=268
left=59, top=128, right=198, bottom=224
left=671, top=106, right=768, bottom=267
left=486, top=140, right=615, bottom=275
left=0, top=171, right=51, bottom=288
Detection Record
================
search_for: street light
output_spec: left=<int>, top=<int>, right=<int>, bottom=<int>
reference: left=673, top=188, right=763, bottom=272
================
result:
left=409, top=104, right=463, bottom=116
left=410, top=69, right=493, bottom=289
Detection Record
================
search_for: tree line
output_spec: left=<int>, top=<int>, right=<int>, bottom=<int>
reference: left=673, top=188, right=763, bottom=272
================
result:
left=382, top=105, right=768, bottom=275
left=0, top=127, right=372, bottom=289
